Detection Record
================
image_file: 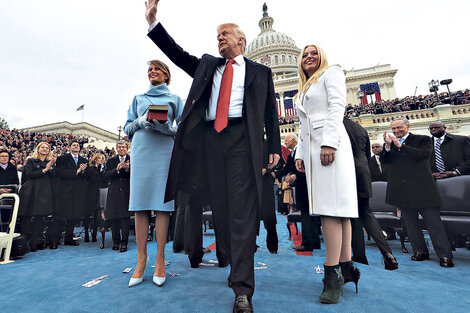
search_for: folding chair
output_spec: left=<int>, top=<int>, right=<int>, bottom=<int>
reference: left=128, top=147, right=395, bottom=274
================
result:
left=0, top=193, right=20, bottom=264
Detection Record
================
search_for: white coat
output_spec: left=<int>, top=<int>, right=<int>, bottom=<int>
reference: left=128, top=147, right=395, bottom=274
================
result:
left=295, top=66, right=358, bottom=217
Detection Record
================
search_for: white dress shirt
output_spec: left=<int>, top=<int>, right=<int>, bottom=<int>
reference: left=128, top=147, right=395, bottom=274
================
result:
left=206, top=54, right=245, bottom=120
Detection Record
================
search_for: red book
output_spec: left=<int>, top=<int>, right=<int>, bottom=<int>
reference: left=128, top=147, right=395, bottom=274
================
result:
left=147, top=104, right=169, bottom=122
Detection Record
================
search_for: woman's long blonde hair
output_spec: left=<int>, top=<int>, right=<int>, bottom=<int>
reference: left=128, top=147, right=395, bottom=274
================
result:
left=32, top=142, right=52, bottom=161
left=294, top=45, right=329, bottom=102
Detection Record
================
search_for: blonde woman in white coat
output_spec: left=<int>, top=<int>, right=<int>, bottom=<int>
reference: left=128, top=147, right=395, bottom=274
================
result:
left=295, top=45, right=359, bottom=304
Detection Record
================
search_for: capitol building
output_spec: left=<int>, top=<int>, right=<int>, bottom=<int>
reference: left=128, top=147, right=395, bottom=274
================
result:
left=246, top=4, right=470, bottom=142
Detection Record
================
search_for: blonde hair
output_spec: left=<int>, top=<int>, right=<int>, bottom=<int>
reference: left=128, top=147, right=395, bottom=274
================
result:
left=90, top=153, right=105, bottom=166
left=294, top=45, right=329, bottom=102
left=147, top=59, right=171, bottom=85
left=217, top=23, right=246, bottom=54
left=32, top=142, right=52, bottom=161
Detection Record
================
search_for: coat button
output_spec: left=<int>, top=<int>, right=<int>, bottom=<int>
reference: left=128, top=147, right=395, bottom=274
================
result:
left=192, top=100, right=196, bottom=104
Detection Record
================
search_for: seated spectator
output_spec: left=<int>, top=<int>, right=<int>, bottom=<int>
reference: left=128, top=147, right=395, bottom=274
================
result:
left=0, top=149, right=19, bottom=194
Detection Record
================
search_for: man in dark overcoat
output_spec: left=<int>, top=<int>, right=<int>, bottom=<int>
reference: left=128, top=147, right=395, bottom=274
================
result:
left=52, top=141, right=88, bottom=247
left=428, top=121, right=470, bottom=178
left=273, top=134, right=320, bottom=252
left=145, top=2, right=281, bottom=311
left=343, top=117, right=398, bottom=270
left=380, top=117, right=454, bottom=268
left=104, top=141, right=131, bottom=252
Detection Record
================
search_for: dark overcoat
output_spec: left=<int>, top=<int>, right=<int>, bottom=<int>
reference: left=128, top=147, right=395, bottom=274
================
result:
left=343, top=117, right=372, bottom=199
left=368, top=155, right=389, bottom=182
left=260, top=142, right=276, bottom=227
left=84, top=164, right=106, bottom=215
left=0, top=162, right=19, bottom=187
left=55, top=154, right=88, bottom=219
left=104, top=155, right=130, bottom=219
left=380, top=133, right=441, bottom=209
left=430, top=133, right=470, bottom=175
left=148, top=23, right=281, bottom=208
left=21, top=158, right=55, bottom=216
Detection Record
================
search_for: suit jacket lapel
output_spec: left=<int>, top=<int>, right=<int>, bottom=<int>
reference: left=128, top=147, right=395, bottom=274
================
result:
left=69, top=154, right=78, bottom=169
left=244, top=58, right=256, bottom=90
left=181, top=57, right=223, bottom=124
left=404, top=133, right=414, bottom=145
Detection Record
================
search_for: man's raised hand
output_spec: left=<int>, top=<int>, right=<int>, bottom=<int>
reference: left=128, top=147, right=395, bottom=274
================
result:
left=145, top=0, right=159, bottom=25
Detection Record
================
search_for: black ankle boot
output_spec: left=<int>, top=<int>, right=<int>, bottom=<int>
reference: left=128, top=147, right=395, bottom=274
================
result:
left=339, top=261, right=360, bottom=293
left=320, top=264, right=344, bottom=304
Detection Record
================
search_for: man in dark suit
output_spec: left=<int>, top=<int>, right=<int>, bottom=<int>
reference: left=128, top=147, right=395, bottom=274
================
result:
left=145, top=2, right=281, bottom=311
left=381, top=117, right=454, bottom=268
left=104, top=141, right=131, bottom=252
left=369, top=142, right=389, bottom=182
left=273, top=134, right=320, bottom=252
left=429, top=121, right=470, bottom=178
left=343, top=118, right=398, bottom=270
left=429, top=121, right=470, bottom=248
left=51, top=141, right=88, bottom=248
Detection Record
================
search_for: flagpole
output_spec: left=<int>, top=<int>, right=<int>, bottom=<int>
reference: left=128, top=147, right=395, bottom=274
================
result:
left=82, top=107, right=84, bottom=122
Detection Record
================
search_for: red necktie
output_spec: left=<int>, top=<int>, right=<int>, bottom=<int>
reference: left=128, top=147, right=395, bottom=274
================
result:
left=214, top=59, right=235, bottom=133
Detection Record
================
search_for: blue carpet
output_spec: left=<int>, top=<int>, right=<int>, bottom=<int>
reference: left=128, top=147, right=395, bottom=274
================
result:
left=1, top=213, right=469, bottom=313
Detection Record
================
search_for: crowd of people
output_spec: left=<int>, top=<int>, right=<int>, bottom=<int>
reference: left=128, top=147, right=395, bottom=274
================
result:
left=0, top=139, right=130, bottom=253
left=345, top=89, right=470, bottom=117
left=278, top=115, right=299, bottom=125
left=0, top=128, right=117, bottom=167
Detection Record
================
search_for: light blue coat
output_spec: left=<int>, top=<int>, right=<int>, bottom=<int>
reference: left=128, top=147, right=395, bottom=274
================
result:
left=124, top=84, right=183, bottom=211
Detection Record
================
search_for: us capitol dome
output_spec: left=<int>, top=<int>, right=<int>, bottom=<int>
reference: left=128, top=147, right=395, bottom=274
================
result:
left=245, top=3, right=301, bottom=93
left=245, top=3, right=398, bottom=123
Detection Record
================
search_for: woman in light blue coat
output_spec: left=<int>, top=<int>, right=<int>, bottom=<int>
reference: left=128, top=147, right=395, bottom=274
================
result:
left=124, top=59, right=183, bottom=287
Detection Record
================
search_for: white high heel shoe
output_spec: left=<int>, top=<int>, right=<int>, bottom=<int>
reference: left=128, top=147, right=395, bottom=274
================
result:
left=153, top=275, right=166, bottom=286
left=153, top=261, right=166, bottom=286
left=129, top=256, right=149, bottom=287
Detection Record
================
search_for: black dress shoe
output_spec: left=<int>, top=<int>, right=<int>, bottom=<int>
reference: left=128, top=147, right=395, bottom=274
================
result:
left=232, top=295, right=253, bottom=313
left=120, top=244, right=127, bottom=252
left=293, top=245, right=313, bottom=252
left=440, top=257, right=454, bottom=268
left=383, top=253, right=399, bottom=270
left=112, top=243, right=119, bottom=250
left=218, top=260, right=230, bottom=268
left=411, top=252, right=429, bottom=261
left=64, top=240, right=79, bottom=246
left=50, top=243, right=58, bottom=250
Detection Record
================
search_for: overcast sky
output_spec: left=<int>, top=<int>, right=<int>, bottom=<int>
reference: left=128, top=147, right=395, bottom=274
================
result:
left=1, top=0, right=468, bottom=134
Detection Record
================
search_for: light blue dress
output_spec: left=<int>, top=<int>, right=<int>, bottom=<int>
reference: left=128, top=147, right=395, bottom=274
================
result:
left=123, top=84, right=183, bottom=212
